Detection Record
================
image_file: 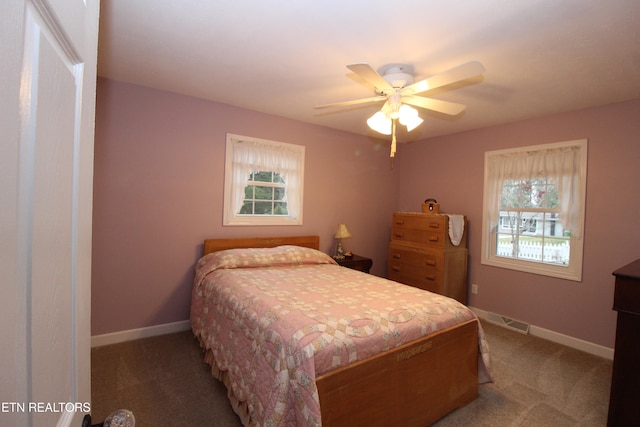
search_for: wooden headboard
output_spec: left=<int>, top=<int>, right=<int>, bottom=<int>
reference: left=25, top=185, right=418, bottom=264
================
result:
left=203, top=235, right=320, bottom=255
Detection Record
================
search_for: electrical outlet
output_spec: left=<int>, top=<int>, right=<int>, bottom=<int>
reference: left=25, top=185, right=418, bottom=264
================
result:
left=471, top=284, right=478, bottom=294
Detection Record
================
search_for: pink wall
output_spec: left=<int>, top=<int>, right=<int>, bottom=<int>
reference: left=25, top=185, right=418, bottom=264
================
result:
left=92, top=78, right=399, bottom=335
left=93, top=77, right=640, bottom=348
left=395, top=99, right=640, bottom=348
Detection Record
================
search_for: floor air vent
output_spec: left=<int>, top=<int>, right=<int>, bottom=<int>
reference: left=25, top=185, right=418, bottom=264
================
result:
left=485, top=312, right=530, bottom=334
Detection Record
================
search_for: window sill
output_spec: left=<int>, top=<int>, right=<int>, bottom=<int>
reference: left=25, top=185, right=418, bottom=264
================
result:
left=223, top=215, right=302, bottom=226
left=481, top=256, right=582, bottom=282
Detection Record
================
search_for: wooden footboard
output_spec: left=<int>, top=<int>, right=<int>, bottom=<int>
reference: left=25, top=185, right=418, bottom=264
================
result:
left=316, top=319, right=479, bottom=427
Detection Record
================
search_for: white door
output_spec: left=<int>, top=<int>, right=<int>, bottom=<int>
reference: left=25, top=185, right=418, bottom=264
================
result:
left=0, top=0, right=99, bottom=426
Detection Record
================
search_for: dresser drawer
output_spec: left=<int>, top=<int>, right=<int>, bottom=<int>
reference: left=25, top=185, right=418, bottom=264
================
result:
left=389, top=245, right=444, bottom=274
left=392, top=213, right=446, bottom=248
left=388, top=244, right=444, bottom=293
left=393, top=213, right=445, bottom=231
left=391, top=227, right=445, bottom=248
left=388, top=261, right=443, bottom=284
left=388, top=267, right=443, bottom=294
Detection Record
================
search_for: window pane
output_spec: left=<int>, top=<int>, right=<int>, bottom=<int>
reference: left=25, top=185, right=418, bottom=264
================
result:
left=496, top=235, right=570, bottom=265
left=274, top=202, right=288, bottom=215
left=244, top=185, right=254, bottom=199
left=240, top=173, right=288, bottom=215
left=254, top=185, right=273, bottom=200
left=254, top=201, right=272, bottom=214
left=253, top=171, right=273, bottom=182
left=274, top=187, right=285, bottom=201
left=496, top=210, right=570, bottom=265
left=239, top=201, right=253, bottom=214
left=501, top=179, right=559, bottom=210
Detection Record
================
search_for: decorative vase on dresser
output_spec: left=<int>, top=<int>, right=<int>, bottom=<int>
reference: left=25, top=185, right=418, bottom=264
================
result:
left=387, top=212, right=468, bottom=304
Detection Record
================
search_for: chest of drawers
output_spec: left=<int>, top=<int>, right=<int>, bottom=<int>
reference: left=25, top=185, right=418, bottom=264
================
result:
left=387, top=212, right=468, bottom=304
left=608, top=259, right=640, bottom=426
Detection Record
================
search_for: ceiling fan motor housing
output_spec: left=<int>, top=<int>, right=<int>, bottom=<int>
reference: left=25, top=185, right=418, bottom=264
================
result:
left=385, top=72, right=414, bottom=88
left=375, top=64, right=415, bottom=94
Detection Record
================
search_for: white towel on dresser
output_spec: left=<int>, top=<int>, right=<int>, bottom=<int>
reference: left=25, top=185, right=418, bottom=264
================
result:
left=447, top=214, right=465, bottom=246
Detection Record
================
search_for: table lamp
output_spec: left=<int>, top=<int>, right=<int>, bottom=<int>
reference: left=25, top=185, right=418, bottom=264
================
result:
left=334, top=223, right=352, bottom=259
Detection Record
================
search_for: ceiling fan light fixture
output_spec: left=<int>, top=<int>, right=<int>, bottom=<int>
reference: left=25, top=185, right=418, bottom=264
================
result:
left=398, top=104, right=423, bottom=131
left=403, top=115, right=424, bottom=132
left=367, top=111, right=392, bottom=135
left=316, top=61, right=485, bottom=158
left=398, top=104, right=417, bottom=120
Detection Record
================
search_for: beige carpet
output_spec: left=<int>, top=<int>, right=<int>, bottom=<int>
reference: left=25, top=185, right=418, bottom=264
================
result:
left=433, top=321, right=611, bottom=427
left=91, top=320, right=612, bottom=426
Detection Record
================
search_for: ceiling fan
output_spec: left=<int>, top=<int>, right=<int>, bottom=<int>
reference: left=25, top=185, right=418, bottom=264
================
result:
left=315, top=61, right=485, bottom=157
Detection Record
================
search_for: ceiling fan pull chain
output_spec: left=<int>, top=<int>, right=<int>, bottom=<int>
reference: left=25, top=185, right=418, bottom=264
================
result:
left=391, top=119, right=397, bottom=158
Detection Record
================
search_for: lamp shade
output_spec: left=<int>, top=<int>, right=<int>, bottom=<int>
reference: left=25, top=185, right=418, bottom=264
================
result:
left=398, top=104, right=417, bottom=120
left=398, top=104, right=423, bottom=131
left=403, top=114, right=424, bottom=132
left=367, top=111, right=392, bottom=135
left=334, top=223, right=352, bottom=239
left=369, top=104, right=423, bottom=137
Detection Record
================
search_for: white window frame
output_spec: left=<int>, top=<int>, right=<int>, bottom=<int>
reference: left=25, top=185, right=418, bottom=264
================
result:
left=223, top=133, right=305, bottom=226
left=481, top=139, right=588, bottom=281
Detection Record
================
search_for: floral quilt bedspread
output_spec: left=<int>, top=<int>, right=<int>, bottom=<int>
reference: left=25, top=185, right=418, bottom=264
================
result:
left=190, top=245, right=491, bottom=427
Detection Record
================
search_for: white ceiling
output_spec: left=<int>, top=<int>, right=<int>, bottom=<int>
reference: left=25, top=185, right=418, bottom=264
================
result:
left=98, top=0, right=640, bottom=142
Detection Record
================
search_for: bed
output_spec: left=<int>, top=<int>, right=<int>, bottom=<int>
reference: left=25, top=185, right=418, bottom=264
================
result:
left=190, top=235, right=491, bottom=426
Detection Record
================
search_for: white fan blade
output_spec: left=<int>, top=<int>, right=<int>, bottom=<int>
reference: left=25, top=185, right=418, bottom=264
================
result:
left=314, top=95, right=387, bottom=109
left=402, top=95, right=467, bottom=116
left=347, top=63, right=395, bottom=95
left=401, top=61, right=485, bottom=96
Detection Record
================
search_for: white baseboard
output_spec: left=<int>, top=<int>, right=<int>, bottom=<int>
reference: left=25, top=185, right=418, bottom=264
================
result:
left=91, top=320, right=191, bottom=348
left=92, top=310, right=615, bottom=360
left=470, top=307, right=614, bottom=360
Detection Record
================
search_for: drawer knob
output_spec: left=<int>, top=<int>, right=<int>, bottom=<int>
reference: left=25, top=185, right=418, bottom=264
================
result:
left=429, top=223, right=440, bottom=229
left=393, top=254, right=401, bottom=259
left=429, top=236, right=439, bottom=242
left=392, top=266, right=401, bottom=272
left=395, top=232, right=405, bottom=238
left=425, top=275, right=436, bottom=281
left=426, top=259, right=436, bottom=266
left=395, top=219, right=405, bottom=225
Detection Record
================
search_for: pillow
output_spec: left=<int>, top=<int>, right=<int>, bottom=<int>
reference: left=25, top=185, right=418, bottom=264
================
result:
left=197, top=245, right=337, bottom=274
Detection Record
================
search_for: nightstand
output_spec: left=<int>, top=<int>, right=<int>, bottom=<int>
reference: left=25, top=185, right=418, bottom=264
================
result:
left=335, top=254, right=372, bottom=273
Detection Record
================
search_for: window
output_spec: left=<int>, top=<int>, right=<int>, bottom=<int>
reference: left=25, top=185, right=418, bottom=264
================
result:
left=239, top=171, right=288, bottom=216
left=481, top=140, right=587, bottom=281
left=223, top=133, right=304, bottom=226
